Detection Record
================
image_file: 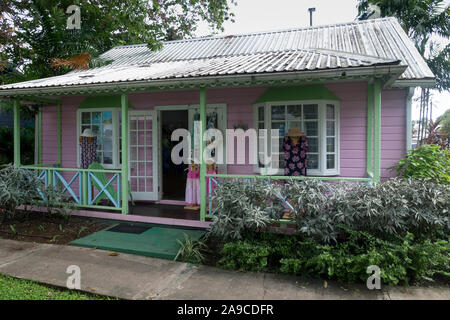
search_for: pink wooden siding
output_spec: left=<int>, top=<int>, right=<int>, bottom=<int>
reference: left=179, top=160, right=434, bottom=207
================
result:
left=41, top=83, right=406, bottom=182
left=380, top=88, right=406, bottom=179
left=41, top=105, right=58, bottom=164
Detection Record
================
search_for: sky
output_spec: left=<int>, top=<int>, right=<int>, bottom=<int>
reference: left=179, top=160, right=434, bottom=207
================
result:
left=196, top=0, right=449, bottom=121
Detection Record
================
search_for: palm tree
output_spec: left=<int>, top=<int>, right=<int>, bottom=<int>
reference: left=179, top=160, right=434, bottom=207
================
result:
left=357, top=0, right=449, bottom=146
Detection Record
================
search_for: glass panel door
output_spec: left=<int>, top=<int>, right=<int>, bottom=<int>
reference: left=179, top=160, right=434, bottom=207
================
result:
left=129, top=111, right=157, bottom=201
left=188, top=105, right=226, bottom=173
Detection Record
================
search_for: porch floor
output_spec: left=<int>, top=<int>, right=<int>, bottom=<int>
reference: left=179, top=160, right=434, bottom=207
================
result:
left=70, top=221, right=206, bottom=260
left=129, top=202, right=200, bottom=221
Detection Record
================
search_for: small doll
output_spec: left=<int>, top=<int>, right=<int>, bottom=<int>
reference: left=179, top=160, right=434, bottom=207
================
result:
left=184, top=160, right=200, bottom=210
left=206, top=160, right=217, bottom=197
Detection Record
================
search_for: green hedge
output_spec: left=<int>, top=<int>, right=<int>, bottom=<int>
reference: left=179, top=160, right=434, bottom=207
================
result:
left=218, top=231, right=450, bottom=285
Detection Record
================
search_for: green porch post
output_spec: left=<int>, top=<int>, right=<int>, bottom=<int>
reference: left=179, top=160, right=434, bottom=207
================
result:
left=57, top=101, right=62, bottom=167
left=13, top=99, right=20, bottom=166
left=373, top=80, right=382, bottom=182
left=366, top=83, right=373, bottom=178
left=121, top=93, right=129, bottom=214
left=199, top=87, right=207, bottom=221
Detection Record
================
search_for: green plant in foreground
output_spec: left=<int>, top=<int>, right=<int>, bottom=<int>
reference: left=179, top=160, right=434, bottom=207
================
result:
left=218, top=230, right=450, bottom=286
left=0, top=274, right=113, bottom=300
left=174, top=234, right=207, bottom=264
left=77, top=226, right=88, bottom=238
left=9, top=225, right=17, bottom=237
left=389, top=144, right=450, bottom=184
left=218, top=241, right=270, bottom=272
left=0, top=165, right=74, bottom=224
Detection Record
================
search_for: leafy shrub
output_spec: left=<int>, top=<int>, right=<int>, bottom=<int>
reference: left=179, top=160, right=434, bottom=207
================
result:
left=282, top=180, right=347, bottom=243
left=218, top=230, right=450, bottom=285
left=209, top=178, right=449, bottom=243
left=280, top=231, right=450, bottom=285
left=0, top=165, right=72, bottom=224
left=333, top=179, right=449, bottom=240
left=208, top=180, right=271, bottom=240
left=389, top=144, right=450, bottom=184
left=218, top=241, right=270, bottom=272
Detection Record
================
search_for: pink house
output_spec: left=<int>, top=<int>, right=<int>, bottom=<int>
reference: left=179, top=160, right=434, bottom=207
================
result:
left=0, top=17, right=435, bottom=226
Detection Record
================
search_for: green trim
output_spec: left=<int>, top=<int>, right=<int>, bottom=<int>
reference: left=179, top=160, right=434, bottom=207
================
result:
left=82, top=171, right=88, bottom=206
left=57, top=101, right=62, bottom=166
left=373, top=80, right=381, bottom=182
left=13, top=99, right=20, bottom=166
left=121, top=94, right=129, bottom=214
left=22, top=165, right=120, bottom=173
left=254, top=85, right=340, bottom=104
left=74, top=204, right=123, bottom=211
left=199, top=88, right=207, bottom=222
left=206, top=173, right=372, bottom=182
left=366, top=83, right=373, bottom=178
left=78, top=95, right=134, bottom=109
left=21, top=165, right=124, bottom=211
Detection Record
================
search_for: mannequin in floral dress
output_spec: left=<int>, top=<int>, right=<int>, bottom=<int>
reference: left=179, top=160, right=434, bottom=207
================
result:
left=283, top=126, right=308, bottom=176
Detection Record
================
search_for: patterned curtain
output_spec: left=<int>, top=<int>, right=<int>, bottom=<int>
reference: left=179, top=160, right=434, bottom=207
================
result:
left=80, top=136, right=97, bottom=169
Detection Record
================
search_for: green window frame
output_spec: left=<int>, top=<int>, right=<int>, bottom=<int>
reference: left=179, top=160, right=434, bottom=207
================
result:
left=76, top=108, right=121, bottom=169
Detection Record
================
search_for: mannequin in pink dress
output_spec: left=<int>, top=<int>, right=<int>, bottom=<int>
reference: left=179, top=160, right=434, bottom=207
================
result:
left=184, top=161, right=200, bottom=210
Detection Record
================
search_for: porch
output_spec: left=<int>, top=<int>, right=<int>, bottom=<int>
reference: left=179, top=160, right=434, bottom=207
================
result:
left=6, top=73, right=386, bottom=230
left=10, top=79, right=383, bottom=227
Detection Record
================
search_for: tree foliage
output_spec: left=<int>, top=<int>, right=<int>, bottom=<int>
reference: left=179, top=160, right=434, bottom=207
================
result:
left=0, top=0, right=236, bottom=83
left=357, top=0, right=449, bottom=91
left=390, top=144, right=450, bottom=184
left=438, top=108, right=450, bottom=136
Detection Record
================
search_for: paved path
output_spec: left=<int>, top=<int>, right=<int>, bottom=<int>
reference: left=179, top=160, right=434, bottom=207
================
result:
left=0, top=239, right=448, bottom=300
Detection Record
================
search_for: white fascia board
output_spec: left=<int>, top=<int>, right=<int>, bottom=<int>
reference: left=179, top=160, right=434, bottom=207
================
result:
left=0, top=64, right=407, bottom=98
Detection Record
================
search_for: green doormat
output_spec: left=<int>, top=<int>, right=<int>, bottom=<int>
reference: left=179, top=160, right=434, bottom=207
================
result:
left=70, top=222, right=206, bottom=260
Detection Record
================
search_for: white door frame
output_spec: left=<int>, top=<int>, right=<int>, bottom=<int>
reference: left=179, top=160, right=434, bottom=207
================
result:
left=188, top=104, right=227, bottom=175
left=128, top=110, right=158, bottom=201
left=155, top=104, right=227, bottom=201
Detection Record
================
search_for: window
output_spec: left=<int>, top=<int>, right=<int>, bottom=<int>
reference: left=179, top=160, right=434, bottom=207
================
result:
left=254, top=100, right=339, bottom=176
left=77, top=109, right=120, bottom=169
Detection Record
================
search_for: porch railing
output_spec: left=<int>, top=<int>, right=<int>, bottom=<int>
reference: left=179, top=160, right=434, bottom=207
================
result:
left=22, top=165, right=122, bottom=211
left=206, top=173, right=372, bottom=225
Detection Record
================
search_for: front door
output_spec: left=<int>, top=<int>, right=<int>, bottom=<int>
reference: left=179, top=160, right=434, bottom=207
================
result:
left=129, top=110, right=158, bottom=201
left=188, top=105, right=227, bottom=174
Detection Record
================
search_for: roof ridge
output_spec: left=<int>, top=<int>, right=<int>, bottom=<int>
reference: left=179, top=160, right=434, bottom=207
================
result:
left=101, top=48, right=400, bottom=68
left=109, top=17, right=397, bottom=50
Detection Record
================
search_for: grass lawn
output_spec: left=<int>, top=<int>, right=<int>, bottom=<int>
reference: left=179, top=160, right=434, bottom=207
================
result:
left=0, top=274, right=114, bottom=300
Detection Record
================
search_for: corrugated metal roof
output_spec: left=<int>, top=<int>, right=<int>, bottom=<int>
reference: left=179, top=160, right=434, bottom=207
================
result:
left=0, top=50, right=399, bottom=90
left=0, top=17, right=433, bottom=93
left=99, top=17, right=432, bottom=81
